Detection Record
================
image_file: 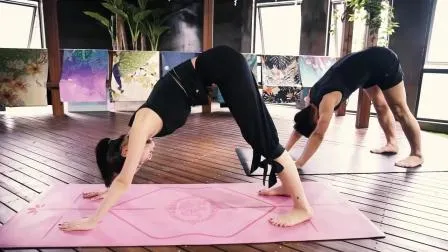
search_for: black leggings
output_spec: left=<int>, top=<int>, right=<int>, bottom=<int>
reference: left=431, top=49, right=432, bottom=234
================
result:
left=130, top=46, right=286, bottom=187
left=195, top=46, right=286, bottom=186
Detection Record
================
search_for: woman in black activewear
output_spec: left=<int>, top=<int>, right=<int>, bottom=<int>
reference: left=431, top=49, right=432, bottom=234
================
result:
left=58, top=46, right=313, bottom=232
left=288, top=46, right=423, bottom=169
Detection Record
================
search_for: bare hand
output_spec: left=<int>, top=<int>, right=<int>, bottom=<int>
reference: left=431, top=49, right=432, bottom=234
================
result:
left=58, top=217, right=98, bottom=232
left=82, top=189, right=108, bottom=201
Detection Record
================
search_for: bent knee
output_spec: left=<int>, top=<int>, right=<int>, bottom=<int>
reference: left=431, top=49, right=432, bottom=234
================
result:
left=373, top=102, right=389, bottom=114
left=389, top=103, right=409, bottom=120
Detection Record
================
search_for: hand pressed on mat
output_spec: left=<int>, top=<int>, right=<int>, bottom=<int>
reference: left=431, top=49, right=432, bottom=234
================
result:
left=82, top=189, right=108, bottom=201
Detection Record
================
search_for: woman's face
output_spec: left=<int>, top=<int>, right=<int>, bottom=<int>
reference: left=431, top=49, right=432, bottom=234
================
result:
left=122, top=138, right=155, bottom=169
left=139, top=139, right=155, bottom=165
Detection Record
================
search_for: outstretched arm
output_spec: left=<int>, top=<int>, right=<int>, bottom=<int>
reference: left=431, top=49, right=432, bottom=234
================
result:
left=295, top=95, right=338, bottom=167
left=285, top=129, right=302, bottom=151
left=285, top=91, right=310, bottom=152
left=59, top=108, right=162, bottom=231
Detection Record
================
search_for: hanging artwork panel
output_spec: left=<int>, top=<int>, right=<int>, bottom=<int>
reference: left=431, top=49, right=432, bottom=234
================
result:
left=298, top=55, right=339, bottom=87
left=0, top=48, right=48, bottom=106
left=110, top=51, right=160, bottom=102
left=261, top=55, right=301, bottom=87
left=59, top=49, right=109, bottom=102
left=242, top=53, right=258, bottom=79
left=260, top=55, right=302, bottom=104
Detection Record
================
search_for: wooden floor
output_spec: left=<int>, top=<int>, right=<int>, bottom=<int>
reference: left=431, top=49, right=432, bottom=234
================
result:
left=1, top=105, right=448, bottom=252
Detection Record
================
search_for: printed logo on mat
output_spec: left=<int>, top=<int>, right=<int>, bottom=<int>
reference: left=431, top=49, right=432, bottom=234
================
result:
left=167, top=197, right=217, bottom=224
left=27, top=204, right=45, bottom=215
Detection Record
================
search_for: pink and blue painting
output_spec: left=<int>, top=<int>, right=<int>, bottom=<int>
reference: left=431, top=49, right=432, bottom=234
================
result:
left=298, top=55, right=338, bottom=87
left=59, top=49, right=109, bottom=102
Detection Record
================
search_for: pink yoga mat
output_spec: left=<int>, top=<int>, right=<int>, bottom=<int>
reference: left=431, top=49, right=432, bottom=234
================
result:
left=0, top=182, right=384, bottom=248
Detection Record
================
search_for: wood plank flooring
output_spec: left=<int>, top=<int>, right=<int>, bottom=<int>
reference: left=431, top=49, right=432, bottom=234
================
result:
left=0, top=105, right=447, bottom=252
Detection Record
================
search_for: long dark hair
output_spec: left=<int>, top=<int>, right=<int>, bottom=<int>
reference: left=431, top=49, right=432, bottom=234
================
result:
left=293, top=106, right=317, bottom=138
left=95, top=135, right=126, bottom=187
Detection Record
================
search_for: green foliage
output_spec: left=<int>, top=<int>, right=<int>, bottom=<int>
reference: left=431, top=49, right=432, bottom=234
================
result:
left=101, top=2, right=128, bottom=19
left=83, top=11, right=110, bottom=28
left=82, top=0, right=171, bottom=50
left=140, top=7, right=169, bottom=50
left=345, top=0, right=399, bottom=35
left=83, top=11, right=115, bottom=44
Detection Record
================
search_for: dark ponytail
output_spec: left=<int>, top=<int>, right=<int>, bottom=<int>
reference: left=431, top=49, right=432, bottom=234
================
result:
left=95, top=135, right=126, bottom=187
left=293, top=106, right=317, bottom=138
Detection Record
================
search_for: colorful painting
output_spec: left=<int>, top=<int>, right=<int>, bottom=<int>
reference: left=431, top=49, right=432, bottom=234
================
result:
left=59, top=49, right=109, bottom=102
left=215, top=53, right=259, bottom=104
left=298, top=55, right=339, bottom=87
left=262, top=86, right=302, bottom=104
left=110, top=51, right=160, bottom=102
left=260, top=55, right=302, bottom=104
left=161, top=51, right=199, bottom=76
left=242, top=53, right=258, bottom=79
left=0, top=48, right=48, bottom=107
left=261, top=55, right=301, bottom=87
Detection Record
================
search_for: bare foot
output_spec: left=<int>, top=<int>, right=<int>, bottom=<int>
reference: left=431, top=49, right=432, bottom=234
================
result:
left=258, top=185, right=289, bottom=197
left=395, top=155, right=423, bottom=168
left=259, top=186, right=313, bottom=227
left=269, top=207, right=313, bottom=227
left=370, top=143, right=398, bottom=155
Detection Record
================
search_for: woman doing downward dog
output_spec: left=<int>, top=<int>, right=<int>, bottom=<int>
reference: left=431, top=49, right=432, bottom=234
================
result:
left=58, top=45, right=313, bottom=231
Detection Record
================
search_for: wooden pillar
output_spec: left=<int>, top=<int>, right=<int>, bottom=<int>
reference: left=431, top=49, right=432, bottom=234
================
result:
left=240, top=0, right=254, bottom=53
left=201, top=0, right=214, bottom=113
left=298, top=0, right=329, bottom=108
left=355, top=31, right=377, bottom=128
left=335, top=4, right=354, bottom=116
left=299, top=0, right=330, bottom=55
left=355, top=89, right=372, bottom=128
left=42, top=0, right=64, bottom=116
left=388, top=0, right=435, bottom=115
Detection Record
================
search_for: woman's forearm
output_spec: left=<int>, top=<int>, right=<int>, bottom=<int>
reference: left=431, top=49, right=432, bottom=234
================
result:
left=285, top=130, right=301, bottom=151
left=91, top=177, right=130, bottom=222
left=90, top=109, right=158, bottom=222
left=296, top=133, right=323, bottom=166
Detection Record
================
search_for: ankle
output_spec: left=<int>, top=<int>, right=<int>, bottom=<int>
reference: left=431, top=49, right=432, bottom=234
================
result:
left=411, top=151, right=422, bottom=158
left=292, top=197, right=312, bottom=210
left=387, top=141, right=398, bottom=147
left=293, top=204, right=314, bottom=215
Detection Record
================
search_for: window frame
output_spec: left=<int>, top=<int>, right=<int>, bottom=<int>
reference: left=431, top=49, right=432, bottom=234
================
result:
left=250, top=0, right=303, bottom=87
left=416, top=0, right=448, bottom=125
left=251, top=0, right=303, bottom=55
left=0, top=0, right=44, bottom=48
left=325, top=0, right=344, bottom=57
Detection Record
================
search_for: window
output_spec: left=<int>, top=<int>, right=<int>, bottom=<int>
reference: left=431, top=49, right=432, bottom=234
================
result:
left=425, top=0, right=448, bottom=66
left=327, top=1, right=344, bottom=57
left=0, top=0, right=44, bottom=48
left=417, top=0, right=448, bottom=123
left=417, top=73, right=448, bottom=121
left=253, top=1, right=302, bottom=55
